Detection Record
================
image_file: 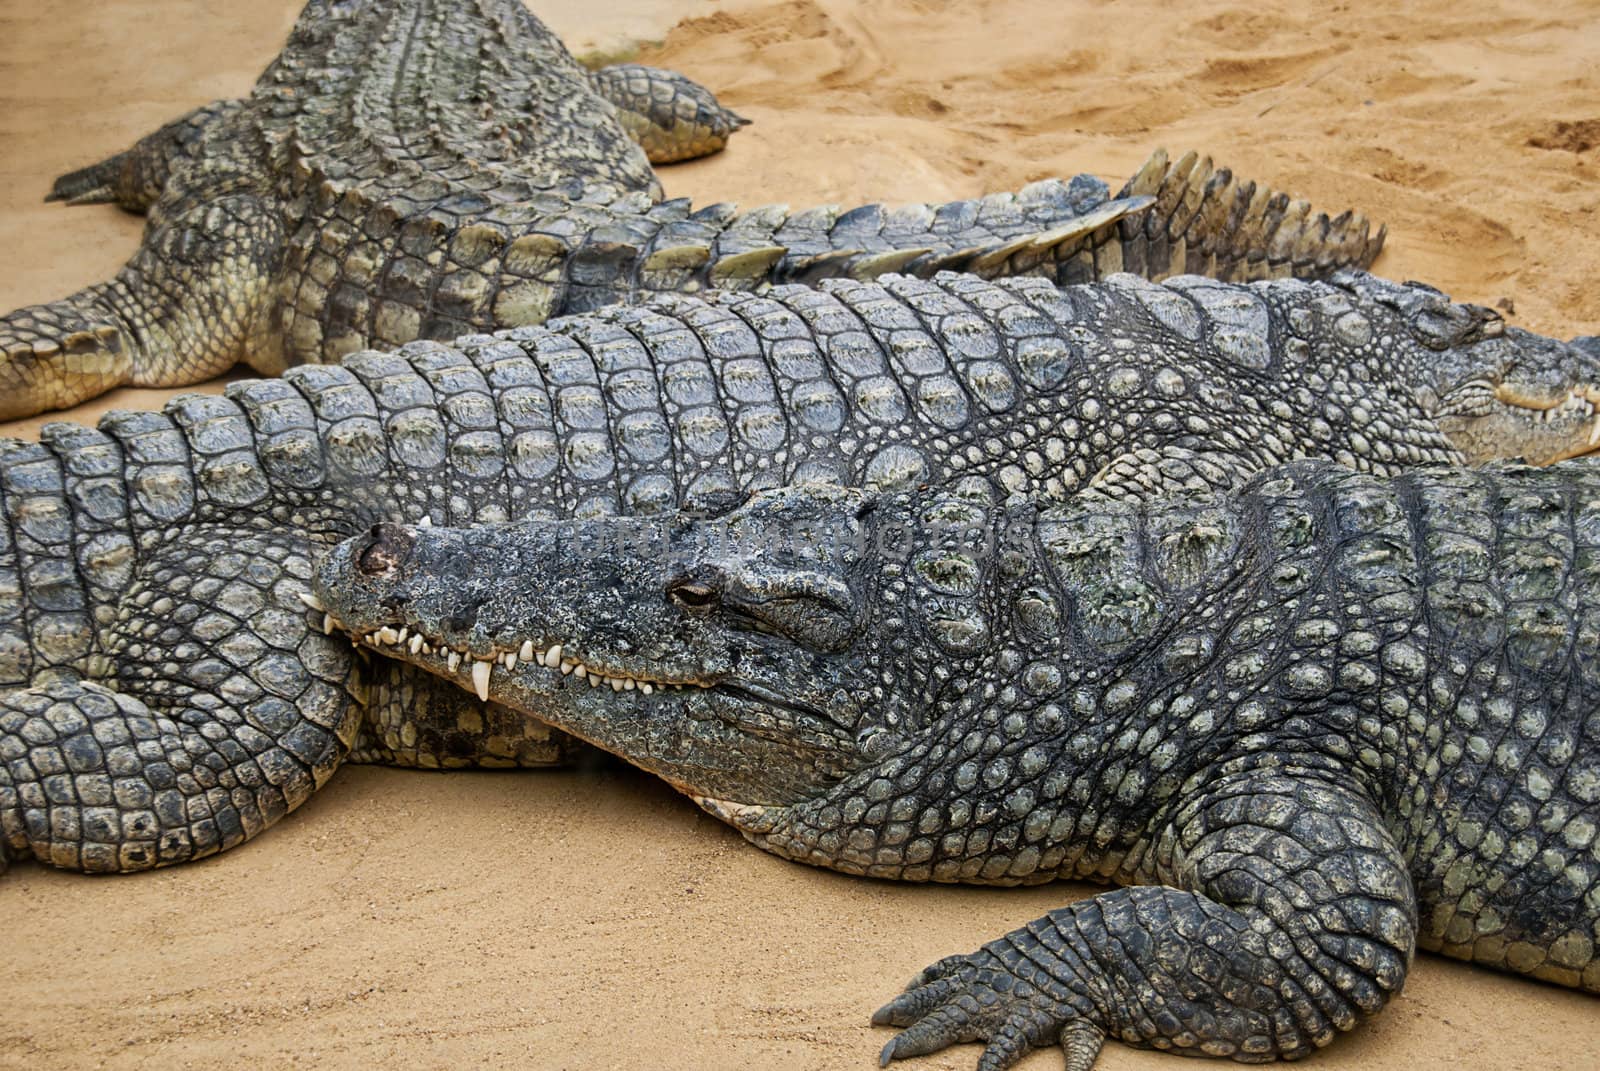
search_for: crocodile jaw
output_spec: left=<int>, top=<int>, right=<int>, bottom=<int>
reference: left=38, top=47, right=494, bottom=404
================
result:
left=1437, top=382, right=1600, bottom=465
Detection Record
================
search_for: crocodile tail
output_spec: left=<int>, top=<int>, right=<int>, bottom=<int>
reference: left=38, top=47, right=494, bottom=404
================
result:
left=670, top=152, right=1382, bottom=295
left=655, top=177, right=1143, bottom=293
left=1107, top=148, right=1387, bottom=283
left=474, top=158, right=1386, bottom=320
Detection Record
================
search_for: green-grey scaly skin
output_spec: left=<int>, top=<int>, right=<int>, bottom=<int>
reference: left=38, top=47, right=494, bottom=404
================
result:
left=3, top=268, right=1597, bottom=874
left=313, top=459, right=1600, bottom=1069
left=0, top=0, right=1386, bottom=420
left=586, top=63, right=752, bottom=165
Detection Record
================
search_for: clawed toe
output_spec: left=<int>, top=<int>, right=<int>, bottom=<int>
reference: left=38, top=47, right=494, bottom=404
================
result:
left=873, top=948, right=1103, bottom=1071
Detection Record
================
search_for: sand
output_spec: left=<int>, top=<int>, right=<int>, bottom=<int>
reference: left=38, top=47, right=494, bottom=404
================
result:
left=2, top=1, right=1598, bottom=1067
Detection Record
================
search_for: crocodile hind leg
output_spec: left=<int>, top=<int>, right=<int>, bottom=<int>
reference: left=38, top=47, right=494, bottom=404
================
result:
left=0, top=528, right=361, bottom=874
left=46, top=99, right=245, bottom=212
left=588, top=63, right=750, bottom=164
left=0, top=190, right=285, bottom=420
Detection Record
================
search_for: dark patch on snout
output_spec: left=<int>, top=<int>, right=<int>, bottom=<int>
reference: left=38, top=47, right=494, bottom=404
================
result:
left=358, top=522, right=414, bottom=576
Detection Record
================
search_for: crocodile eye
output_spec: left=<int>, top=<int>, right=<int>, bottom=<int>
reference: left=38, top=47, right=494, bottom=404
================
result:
left=667, top=578, right=720, bottom=613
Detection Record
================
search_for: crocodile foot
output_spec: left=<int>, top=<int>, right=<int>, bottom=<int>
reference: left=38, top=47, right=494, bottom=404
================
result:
left=590, top=63, right=751, bottom=165
left=0, top=305, right=132, bottom=421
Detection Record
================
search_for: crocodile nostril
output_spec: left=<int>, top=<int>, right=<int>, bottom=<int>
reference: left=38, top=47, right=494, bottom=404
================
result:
left=359, top=522, right=413, bottom=576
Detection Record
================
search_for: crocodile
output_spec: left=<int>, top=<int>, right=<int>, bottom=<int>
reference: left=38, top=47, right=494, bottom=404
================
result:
left=3, top=268, right=1599, bottom=876
left=0, top=0, right=1386, bottom=420
left=311, top=457, right=1600, bottom=1069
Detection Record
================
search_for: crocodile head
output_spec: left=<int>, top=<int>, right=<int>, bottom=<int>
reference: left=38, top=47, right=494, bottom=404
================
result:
left=1423, top=326, right=1600, bottom=465
left=314, top=485, right=1039, bottom=842
left=1338, top=273, right=1600, bottom=465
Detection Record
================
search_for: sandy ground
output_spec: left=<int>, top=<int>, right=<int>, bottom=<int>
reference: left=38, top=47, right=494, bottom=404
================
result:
left=2, top=1, right=1598, bottom=1068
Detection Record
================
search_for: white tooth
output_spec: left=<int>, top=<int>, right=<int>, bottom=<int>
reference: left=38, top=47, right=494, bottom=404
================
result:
left=640, top=682, right=654, bottom=695
left=623, top=678, right=636, bottom=691
left=589, top=674, right=601, bottom=688
left=297, top=591, right=325, bottom=611
left=573, top=665, right=587, bottom=680
left=396, top=627, right=408, bottom=644
left=447, top=651, right=461, bottom=672
left=417, top=515, right=433, bottom=527
left=1590, top=419, right=1600, bottom=446
left=610, top=677, right=625, bottom=691
left=545, top=644, right=563, bottom=668
left=378, top=627, right=398, bottom=646
left=472, top=659, right=492, bottom=702
left=561, top=661, right=575, bottom=676
left=520, top=640, right=535, bottom=662
left=409, top=634, right=423, bottom=655
left=323, top=613, right=336, bottom=635
left=505, top=652, right=518, bottom=671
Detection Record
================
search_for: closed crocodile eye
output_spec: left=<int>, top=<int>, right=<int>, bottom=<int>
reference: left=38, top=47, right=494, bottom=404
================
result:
left=667, top=579, right=720, bottom=613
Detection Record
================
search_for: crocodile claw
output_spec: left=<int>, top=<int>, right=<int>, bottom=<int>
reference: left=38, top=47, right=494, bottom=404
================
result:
left=873, top=947, right=1102, bottom=1071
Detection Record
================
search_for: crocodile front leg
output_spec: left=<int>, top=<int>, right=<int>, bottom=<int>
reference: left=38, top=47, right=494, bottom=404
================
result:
left=875, top=772, right=1416, bottom=1069
left=0, top=527, right=361, bottom=873
left=0, top=191, right=285, bottom=420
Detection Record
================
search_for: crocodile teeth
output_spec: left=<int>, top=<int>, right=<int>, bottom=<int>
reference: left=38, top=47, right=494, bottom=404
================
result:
left=297, top=591, right=325, bottom=611
left=417, top=515, right=433, bottom=527
left=364, top=622, right=704, bottom=697
left=323, top=613, right=336, bottom=635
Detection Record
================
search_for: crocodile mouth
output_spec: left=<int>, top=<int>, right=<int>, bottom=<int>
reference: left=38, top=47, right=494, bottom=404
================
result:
left=312, top=605, right=711, bottom=700
left=1496, top=384, right=1600, bottom=463
left=302, top=593, right=833, bottom=730
left=1437, top=381, right=1600, bottom=464
left=1495, top=383, right=1600, bottom=422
